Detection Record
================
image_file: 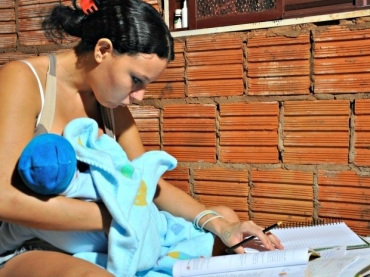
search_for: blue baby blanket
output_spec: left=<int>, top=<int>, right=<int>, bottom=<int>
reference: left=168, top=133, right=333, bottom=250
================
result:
left=62, top=118, right=215, bottom=276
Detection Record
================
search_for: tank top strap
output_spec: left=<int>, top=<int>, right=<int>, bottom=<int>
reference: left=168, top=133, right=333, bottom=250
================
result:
left=100, top=105, right=116, bottom=139
left=34, top=53, right=57, bottom=136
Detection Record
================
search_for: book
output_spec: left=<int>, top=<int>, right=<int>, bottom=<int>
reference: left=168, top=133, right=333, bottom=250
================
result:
left=172, top=247, right=319, bottom=277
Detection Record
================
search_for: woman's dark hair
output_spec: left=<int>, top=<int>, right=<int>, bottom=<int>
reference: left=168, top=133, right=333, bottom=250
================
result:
left=42, top=0, right=174, bottom=61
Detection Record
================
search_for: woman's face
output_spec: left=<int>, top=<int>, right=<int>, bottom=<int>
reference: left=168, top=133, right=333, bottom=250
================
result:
left=92, top=53, right=168, bottom=108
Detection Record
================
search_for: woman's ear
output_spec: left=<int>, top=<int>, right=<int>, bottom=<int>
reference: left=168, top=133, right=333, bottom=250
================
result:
left=94, top=38, right=113, bottom=63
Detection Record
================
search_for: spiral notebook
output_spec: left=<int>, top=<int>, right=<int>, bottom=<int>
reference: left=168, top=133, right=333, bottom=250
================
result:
left=269, top=221, right=369, bottom=251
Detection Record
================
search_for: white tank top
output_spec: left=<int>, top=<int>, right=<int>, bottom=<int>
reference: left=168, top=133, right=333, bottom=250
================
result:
left=19, top=60, right=45, bottom=126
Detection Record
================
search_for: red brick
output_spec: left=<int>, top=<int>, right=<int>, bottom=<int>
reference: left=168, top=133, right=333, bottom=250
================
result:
left=186, top=49, right=243, bottom=66
left=18, top=2, right=55, bottom=19
left=0, top=1, right=15, bottom=8
left=248, top=60, right=310, bottom=77
left=284, top=100, right=350, bottom=164
left=163, top=118, right=215, bottom=132
left=247, top=32, right=310, bottom=96
left=187, top=64, right=243, bottom=81
left=187, top=79, right=243, bottom=97
left=251, top=169, right=313, bottom=213
left=164, top=146, right=216, bottom=163
left=186, top=38, right=243, bottom=97
left=248, top=43, right=310, bottom=62
left=219, top=102, right=279, bottom=163
left=194, top=167, right=248, bottom=182
left=221, top=131, right=277, bottom=146
left=315, top=73, right=370, bottom=94
left=220, top=146, right=278, bottom=163
left=18, top=0, right=58, bottom=4
left=248, top=76, right=310, bottom=96
left=163, top=104, right=216, bottom=118
left=19, top=30, right=51, bottom=46
left=284, top=100, right=350, bottom=116
left=163, top=104, right=216, bottom=162
left=163, top=132, right=215, bottom=146
left=186, top=33, right=243, bottom=52
left=313, top=25, right=370, bottom=43
left=314, top=26, right=370, bottom=94
left=251, top=198, right=312, bottom=216
left=220, top=102, right=279, bottom=117
left=355, top=99, right=370, bottom=115
left=0, top=34, right=16, bottom=49
left=197, top=195, right=248, bottom=213
left=315, top=57, right=370, bottom=75
left=193, top=167, right=249, bottom=197
left=194, top=180, right=248, bottom=197
left=314, top=39, right=370, bottom=58
left=353, top=100, right=370, bottom=165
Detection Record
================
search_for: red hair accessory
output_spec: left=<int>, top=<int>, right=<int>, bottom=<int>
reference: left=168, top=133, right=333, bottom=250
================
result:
left=80, top=0, right=98, bottom=14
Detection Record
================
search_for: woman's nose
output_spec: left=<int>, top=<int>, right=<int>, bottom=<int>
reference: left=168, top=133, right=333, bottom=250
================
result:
left=130, top=88, right=146, bottom=101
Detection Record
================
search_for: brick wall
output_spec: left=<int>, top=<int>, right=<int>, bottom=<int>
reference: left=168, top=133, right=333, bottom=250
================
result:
left=1, top=0, right=370, bottom=235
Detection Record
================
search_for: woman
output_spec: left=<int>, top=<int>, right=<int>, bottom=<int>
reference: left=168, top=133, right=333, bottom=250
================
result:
left=0, top=0, right=283, bottom=276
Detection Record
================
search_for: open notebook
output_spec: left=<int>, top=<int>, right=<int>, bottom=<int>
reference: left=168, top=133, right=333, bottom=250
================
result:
left=269, top=221, right=369, bottom=251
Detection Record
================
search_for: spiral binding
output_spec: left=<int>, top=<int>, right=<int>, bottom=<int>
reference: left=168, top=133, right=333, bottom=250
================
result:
left=278, top=218, right=343, bottom=229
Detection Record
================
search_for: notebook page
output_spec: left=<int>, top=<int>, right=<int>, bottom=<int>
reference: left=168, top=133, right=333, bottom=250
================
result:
left=270, top=222, right=366, bottom=250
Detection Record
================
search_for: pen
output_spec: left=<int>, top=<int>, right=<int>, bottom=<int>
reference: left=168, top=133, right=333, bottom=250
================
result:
left=225, top=221, right=283, bottom=254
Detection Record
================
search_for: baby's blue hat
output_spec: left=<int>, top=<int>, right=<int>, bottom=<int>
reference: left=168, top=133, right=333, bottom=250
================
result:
left=18, top=133, right=77, bottom=195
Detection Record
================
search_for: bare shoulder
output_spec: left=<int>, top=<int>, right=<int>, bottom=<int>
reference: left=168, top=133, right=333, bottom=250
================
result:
left=0, top=60, right=43, bottom=120
left=0, top=59, right=42, bottom=145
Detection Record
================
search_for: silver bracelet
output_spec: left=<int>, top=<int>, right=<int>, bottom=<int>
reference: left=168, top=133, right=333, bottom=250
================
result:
left=200, top=215, right=224, bottom=230
left=193, top=210, right=220, bottom=230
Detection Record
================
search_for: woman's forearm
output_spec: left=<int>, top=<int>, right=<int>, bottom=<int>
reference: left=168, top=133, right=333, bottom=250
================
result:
left=0, top=184, right=110, bottom=232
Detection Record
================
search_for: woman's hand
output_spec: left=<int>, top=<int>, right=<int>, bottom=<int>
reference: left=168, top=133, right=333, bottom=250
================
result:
left=203, top=206, right=284, bottom=255
left=217, top=219, right=284, bottom=254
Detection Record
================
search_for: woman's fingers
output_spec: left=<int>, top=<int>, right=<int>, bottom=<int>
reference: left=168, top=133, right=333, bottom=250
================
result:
left=228, top=221, right=284, bottom=253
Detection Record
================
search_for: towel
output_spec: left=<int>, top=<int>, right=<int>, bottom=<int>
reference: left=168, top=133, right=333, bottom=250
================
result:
left=0, top=118, right=214, bottom=276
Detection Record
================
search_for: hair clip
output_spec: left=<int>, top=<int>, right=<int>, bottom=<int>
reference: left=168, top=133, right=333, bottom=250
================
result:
left=80, top=0, right=98, bottom=14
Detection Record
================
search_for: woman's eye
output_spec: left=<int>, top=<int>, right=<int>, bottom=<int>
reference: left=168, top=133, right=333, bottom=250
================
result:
left=132, top=77, right=142, bottom=84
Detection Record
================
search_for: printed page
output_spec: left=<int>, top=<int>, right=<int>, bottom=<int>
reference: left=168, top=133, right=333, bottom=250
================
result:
left=308, top=255, right=359, bottom=277
left=190, top=265, right=309, bottom=277
left=337, top=247, right=370, bottom=276
left=270, top=222, right=366, bottom=250
left=172, top=248, right=311, bottom=277
left=316, top=246, right=347, bottom=259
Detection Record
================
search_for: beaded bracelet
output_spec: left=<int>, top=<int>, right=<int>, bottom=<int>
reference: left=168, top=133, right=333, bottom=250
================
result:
left=193, top=210, right=224, bottom=231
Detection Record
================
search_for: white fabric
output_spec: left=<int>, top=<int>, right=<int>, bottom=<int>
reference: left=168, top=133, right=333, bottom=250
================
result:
left=19, top=60, right=45, bottom=126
